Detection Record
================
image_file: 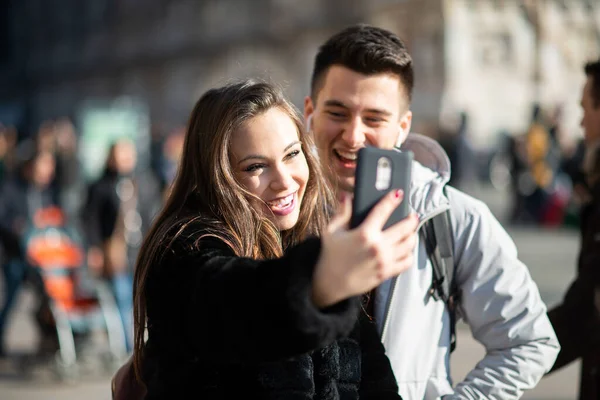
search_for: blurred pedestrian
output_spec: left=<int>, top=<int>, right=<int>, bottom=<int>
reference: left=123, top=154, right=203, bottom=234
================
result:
left=547, top=58, right=600, bottom=400
left=0, top=124, right=18, bottom=183
left=82, top=138, right=160, bottom=352
left=51, top=117, right=85, bottom=221
left=0, top=147, right=57, bottom=355
left=438, top=111, right=476, bottom=190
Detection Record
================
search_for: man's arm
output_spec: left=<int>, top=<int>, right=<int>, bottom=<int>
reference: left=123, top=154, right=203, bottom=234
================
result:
left=547, top=304, right=585, bottom=373
left=445, top=188, right=560, bottom=399
left=547, top=239, right=600, bottom=372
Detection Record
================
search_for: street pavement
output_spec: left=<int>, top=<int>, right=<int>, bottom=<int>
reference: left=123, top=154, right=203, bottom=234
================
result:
left=0, top=184, right=583, bottom=399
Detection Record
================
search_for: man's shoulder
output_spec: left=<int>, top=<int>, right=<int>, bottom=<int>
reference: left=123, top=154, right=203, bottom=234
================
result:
left=443, top=185, right=496, bottom=226
left=441, top=185, right=516, bottom=265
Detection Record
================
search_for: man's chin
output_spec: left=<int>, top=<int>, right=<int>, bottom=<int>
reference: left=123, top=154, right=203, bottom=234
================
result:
left=336, top=177, right=355, bottom=194
left=325, top=168, right=354, bottom=194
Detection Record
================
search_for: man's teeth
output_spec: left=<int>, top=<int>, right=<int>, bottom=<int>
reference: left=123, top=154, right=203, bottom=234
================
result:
left=336, top=150, right=357, bottom=160
left=268, top=194, right=293, bottom=207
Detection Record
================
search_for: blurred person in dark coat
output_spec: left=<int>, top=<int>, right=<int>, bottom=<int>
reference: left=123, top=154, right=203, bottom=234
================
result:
left=52, top=118, right=85, bottom=221
left=0, top=124, right=17, bottom=184
left=82, top=138, right=161, bottom=352
left=547, top=59, right=600, bottom=400
left=438, top=111, right=475, bottom=190
left=34, top=118, right=85, bottom=222
left=0, top=147, right=57, bottom=355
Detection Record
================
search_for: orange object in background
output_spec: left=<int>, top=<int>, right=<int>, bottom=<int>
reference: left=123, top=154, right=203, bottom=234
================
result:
left=26, top=206, right=84, bottom=269
left=43, top=275, right=97, bottom=312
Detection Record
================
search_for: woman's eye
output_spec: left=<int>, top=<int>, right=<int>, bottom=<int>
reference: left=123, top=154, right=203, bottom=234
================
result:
left=243, top=164, right=265, bottom=172
left=287, top=150, right=300, bottom=159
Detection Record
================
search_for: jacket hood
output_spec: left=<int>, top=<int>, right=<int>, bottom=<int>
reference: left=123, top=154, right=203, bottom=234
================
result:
left=399, top=133, right=451, bottom=219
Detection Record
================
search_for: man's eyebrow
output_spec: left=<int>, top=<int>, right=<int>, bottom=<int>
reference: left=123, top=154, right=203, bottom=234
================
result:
left=364, top=108, right=393, bottom=117
left=324, top=99, right=349, bottom=109
left=323, top=99, right=393, bottom=117
left=237, top=141, right=301, bottom=165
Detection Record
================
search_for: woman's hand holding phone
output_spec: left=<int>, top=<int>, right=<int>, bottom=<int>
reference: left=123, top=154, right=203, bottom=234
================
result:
left=311, top=190, right=418, bottom=309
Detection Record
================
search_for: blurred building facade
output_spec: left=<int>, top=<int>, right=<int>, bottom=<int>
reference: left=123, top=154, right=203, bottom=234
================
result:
left=442, top=0, right=600, bottom=149
left=1, top=0, right=599, bottom=150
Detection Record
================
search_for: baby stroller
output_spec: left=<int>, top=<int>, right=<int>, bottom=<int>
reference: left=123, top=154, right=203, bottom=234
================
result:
left=22, top=206, right=128, bottom=380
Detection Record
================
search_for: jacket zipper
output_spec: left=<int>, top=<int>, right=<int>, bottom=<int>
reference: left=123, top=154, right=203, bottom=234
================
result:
left=379, top=206, right=451, bottom=340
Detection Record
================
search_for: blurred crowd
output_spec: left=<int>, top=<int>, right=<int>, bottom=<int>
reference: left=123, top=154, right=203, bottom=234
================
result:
left=437, top=104, right=587, bottom=230
left=0, top=119, right=184, bottom=357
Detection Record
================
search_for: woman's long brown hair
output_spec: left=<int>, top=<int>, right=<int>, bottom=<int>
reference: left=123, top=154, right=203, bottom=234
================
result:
left=132, top=80, right=334, bottom=382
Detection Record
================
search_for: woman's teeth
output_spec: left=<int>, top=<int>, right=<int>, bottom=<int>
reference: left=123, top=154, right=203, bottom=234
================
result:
left=268, top=194, right=294, bottom=208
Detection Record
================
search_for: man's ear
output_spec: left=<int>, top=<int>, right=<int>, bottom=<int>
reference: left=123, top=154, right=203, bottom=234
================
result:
left=304, top=96, right=314, bottom=131
left=396, top=110, right=413, bottom=147
left=306, top=115, right=313, bottom=132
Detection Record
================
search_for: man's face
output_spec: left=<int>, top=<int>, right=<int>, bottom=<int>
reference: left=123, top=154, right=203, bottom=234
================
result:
left=304, top=65, right=412, bottom=193
left=580, top=76, right=600, bottom=145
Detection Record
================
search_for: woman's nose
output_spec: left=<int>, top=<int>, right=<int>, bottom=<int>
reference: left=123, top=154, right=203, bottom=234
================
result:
left=269, top=166, right=294, bottom=191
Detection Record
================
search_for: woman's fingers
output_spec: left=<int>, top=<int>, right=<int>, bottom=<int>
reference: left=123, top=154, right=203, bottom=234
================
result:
left=361, top=189, right=404, bottom=231
left=373, top=216, right=418, bottom=279
left=316, top=191, right=420, bottom=305
left=383, top=213, right=419, bottom=243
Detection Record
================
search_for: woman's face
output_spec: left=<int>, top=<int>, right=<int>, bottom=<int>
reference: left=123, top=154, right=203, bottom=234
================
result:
left=230, top=107, right=309, bottom=231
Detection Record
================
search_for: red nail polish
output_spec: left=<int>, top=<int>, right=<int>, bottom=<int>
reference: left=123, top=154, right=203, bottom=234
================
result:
left=395, top=189, right=403, bottom=198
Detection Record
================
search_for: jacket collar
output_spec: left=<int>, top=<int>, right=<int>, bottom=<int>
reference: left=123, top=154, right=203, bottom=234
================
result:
left=398, top=133, right=452, bottom=220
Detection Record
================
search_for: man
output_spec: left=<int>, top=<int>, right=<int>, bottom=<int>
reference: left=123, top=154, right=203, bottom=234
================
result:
left=304, top=24, right=559, bottom=399
left=546, top=59, right=600, bottom=400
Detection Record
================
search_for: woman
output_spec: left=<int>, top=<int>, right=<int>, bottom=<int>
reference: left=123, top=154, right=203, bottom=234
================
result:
left=131, top=80, right=417, bottom=399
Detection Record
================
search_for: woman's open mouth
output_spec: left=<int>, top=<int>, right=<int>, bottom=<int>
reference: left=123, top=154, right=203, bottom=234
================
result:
left=266, top=192, right=296, bottom=216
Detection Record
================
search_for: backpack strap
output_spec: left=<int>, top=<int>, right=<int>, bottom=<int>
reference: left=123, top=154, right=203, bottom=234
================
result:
left=421, top=207, right=461, bottom=353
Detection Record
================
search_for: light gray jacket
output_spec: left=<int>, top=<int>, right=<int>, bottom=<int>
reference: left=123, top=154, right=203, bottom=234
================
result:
left=373, top=134, right=560, bottom=399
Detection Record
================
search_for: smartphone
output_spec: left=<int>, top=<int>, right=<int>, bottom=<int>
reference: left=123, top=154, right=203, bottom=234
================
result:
left=350, top=147, right=413, bottom=230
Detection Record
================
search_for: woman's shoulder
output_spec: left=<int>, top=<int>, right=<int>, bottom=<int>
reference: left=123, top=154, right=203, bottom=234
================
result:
left=158, top=217, right=235, bottom=260
left=146, top=218, right=237, bottom=288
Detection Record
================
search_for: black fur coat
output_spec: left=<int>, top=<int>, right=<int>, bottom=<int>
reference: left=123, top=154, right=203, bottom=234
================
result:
left=141, top=225, right=401, bottom=399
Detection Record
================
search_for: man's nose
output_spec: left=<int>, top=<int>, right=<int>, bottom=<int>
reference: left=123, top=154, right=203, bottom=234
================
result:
left=341, top=118, right=366, bottom=148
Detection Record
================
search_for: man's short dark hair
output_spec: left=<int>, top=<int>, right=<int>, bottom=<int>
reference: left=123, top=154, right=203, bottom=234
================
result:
left=311, top=24, right=414, bottom=104
left=585, top=59, right=600, bottom=108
